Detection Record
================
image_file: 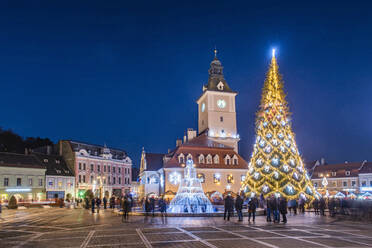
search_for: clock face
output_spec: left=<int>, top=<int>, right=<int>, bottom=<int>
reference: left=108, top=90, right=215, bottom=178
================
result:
left=217, top=99, right=226, bottom=108
left=201, top=103, right=205, bottom=112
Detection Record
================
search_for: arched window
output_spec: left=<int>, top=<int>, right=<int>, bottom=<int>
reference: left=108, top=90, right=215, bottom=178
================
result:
left=199, top=154, right=205, bottom=164
left=206, top=154, right=212, bottom=164
left=213, top=155, right=219, bottom=164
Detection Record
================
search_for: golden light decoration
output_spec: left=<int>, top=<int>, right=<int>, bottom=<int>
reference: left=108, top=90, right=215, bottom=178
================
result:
left=241, top=51, right=316, bottom=202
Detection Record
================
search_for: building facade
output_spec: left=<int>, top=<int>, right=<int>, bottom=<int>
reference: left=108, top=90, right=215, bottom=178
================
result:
left=58, top=140, right=132, bottom=199
left=139, top=53, right=248, bottom=201
left=0, top=152, right=46, bottom=202
left=33, top=153, right=75, bottom=200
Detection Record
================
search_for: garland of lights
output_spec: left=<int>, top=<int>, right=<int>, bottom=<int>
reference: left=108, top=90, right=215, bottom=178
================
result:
left=241, top=50, right=316, bottom=202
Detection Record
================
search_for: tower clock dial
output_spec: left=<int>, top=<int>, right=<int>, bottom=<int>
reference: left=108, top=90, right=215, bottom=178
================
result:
left=217, top=99, right=226, bottom=108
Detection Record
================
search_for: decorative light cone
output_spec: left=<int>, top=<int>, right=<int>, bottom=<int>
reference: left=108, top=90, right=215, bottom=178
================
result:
left=241, top=51, right=316, bottom=201
left=168, top=159, right=214, bottom=213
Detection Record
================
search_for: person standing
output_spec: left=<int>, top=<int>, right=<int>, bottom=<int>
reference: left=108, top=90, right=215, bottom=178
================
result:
left=103, top=196, right=107, bottom=209
left=313, top=198, right=319, bottom=215
left=272, top=196, right=280, bottom=223
left=159, top=197, right=167, bottom=217
left=235, top=194, right=244, bottom=222
left=248, top=196, right=258, bottom=222
left=266, top=196, right=272, bottom=222
left=279, top=196, right=288, bottom=223
left=223, top=194, right=234, bottom=221
left=122, top=196, right=131, bottom=221
left=149, top=197, right=155, bottom=216
left=91, top=198, right=96, bottom=213
left=144, top=197, right=150, bottom=216
left=319, top=197, right=326, bottom=216
left=96, top=197, right=101, bottom=213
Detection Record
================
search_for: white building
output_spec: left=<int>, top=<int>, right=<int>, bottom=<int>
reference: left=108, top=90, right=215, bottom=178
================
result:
left=359, top=161, right=372, bottom=193
left=33, top=153, right=75, bottom=200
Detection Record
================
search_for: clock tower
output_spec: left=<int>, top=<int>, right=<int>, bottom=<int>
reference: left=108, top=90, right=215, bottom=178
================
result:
left=196, top=51, right=240, bottom=152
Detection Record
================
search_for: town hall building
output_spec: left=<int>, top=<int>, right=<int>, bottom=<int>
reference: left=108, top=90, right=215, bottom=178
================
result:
left=138, top=52, right=248, bottom=201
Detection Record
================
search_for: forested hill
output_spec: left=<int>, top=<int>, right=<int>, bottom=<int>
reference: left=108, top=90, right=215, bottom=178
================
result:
left=0, top=128, right=53, bottom=154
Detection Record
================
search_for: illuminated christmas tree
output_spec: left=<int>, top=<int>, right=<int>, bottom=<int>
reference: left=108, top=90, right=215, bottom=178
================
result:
left=241, top=50, right=315, bottom=201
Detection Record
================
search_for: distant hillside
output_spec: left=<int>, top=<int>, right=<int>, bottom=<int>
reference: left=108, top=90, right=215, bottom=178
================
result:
left=0, top=127, right=53, bottom=154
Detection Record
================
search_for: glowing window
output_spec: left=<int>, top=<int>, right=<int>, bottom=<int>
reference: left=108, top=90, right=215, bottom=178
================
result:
left=197, top=173, right=205, bottom=183
left=214, top=174, right=221, bottom=184
left=227, top=174, right=234, bottom=184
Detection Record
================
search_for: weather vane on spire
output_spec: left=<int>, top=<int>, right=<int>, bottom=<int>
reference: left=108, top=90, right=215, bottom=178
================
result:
left=214, top=46, right=218, bottom=58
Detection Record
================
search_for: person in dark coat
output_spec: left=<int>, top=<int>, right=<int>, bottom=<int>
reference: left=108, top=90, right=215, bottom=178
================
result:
left=149, top=197, right=156, bottom=216
left=103, top=197, right=107, bottom=209
left=266, top=196, right=272, bottom=222
left=122, top=196, right=132, bottom=221
left=313, top=198, right=319, bottom=215
left=235, top=194, right=244, bottom=221
left=319, top=197, right=326, bottom=216
left=110, top=196, right=115, bottom=209
left=248, top=196, right=258, bottom=222
left=272, top=196, right=280, bottom=223
left=159, top=197, right=167, bottom=216
left=144, top=197, right=150, bottom=216
left=223, top=194, right=234, bottom=221
left=91, top=198, right=95, bottom=213
left=279, top=196, right=288, bottom=223
left=96, top=197, right=101, bottom=213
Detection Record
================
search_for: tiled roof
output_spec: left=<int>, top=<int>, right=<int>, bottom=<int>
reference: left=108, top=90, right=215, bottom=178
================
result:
left=312, top=162, right=362, bottom=179
left=66, top=140, right=128, bottom=160
left=145, top=153, right=164, bottom=171
left=360, top=162, right=372, bottom=174
left=0, top=152, right=45, bottom=169
left=182, top=133, right=229, bottom=148
left=33, top=153, right=74, bottom=177
left=164, top=144, right=248, bottom=170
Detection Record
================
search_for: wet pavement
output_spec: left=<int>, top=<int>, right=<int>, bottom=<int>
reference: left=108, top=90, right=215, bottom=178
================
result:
left=0, top=208, right=371, bottom=247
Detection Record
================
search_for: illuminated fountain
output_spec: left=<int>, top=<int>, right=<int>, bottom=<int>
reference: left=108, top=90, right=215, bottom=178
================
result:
left=168, top=159, right=214, bottom=213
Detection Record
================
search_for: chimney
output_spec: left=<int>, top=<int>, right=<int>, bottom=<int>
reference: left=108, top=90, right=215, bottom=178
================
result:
left=59, top=142, right=63, bottom=156
left=187, top=128, right=197, bottom=141
left=47, top=145, right=51, bottom=155
left=183, top=133, right=187, bottom=143
left=24, top=148, right=28, bottom=155
left=320, top=158, right=325, bottom=165
left=176, top=139, right=182, bottom=147
left=167, top=149, right=171, bottom=154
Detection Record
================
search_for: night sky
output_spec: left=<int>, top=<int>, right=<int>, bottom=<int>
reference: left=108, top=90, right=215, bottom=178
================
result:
left=1, top=1, right=371, bottom=166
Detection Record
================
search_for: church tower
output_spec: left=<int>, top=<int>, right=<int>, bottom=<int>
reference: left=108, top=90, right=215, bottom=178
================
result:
left=196, top=50, right=240, bottom=152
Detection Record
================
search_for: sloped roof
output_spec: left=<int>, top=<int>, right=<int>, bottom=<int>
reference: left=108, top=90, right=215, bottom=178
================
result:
left=312, top=162, right=362, bottom=179
left=65, top=140, right=128, bottom=160
left=0, top=152, right=45, bottom=169
left=360, top=162, right=372, bottom=174
left=33, top=153, right=74, bottom=177
left=145, top=153, right=164, bottom=171
left=164, top=135, right=247, bottom=170
left=203, top=57, right=236, bottom=93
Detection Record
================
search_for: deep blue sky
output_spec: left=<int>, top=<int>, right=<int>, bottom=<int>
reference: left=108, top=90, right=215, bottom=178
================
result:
left=1, top=1, right=371, bottom=166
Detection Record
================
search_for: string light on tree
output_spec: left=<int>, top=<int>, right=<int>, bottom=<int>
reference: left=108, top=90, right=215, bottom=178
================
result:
left=241, top=49, right=316, bottom=201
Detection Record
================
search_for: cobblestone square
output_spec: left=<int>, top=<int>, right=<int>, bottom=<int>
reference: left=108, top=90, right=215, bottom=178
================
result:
left=0, top=208, right=371, bottom=248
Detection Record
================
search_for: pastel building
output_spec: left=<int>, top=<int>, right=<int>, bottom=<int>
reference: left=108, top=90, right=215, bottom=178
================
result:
left=58, top=140, right=132, bottom=199
left=0, top=152, right=46, bottom=202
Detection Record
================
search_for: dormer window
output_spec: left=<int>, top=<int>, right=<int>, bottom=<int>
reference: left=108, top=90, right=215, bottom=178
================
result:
left=43, top=159, right=48, bottom=163
left=186, top=153, right=193, bottom=161
left=331, top=171, right=336, bottom=176
left=217, top=81, right=224, bottom=90
left=199, top=155, right=205, bottom=164
left=345, top=171, right=350, bottom=176
left=206, top=154, right=212, bottom=164
left=56, top=160, right=60, bottom=164
left=224, top=155, right=231, bottom=165
left=232, top=155, right=238, bottom=165
left=178, top=153, right=185, bottom=164
left=213, top=155, right=219, bottom=164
